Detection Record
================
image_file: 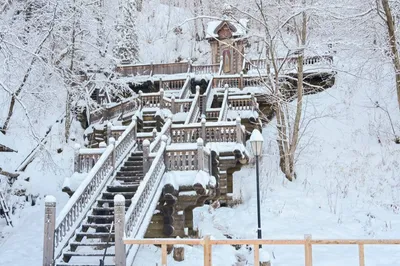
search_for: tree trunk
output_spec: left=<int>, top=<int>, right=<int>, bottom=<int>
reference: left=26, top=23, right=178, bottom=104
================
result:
left=381, top=0, right=400, bottom=111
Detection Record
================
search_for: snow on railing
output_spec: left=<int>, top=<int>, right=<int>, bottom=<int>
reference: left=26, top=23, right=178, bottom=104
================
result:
left=149, top=118, right=172, bottom=152
left=202, top=76, right=214, bottom=115
left=89, top=96, right=140, bottom=124
left=192, top=63, right=220, bottom=75
left=160, top=78, right=186, bottom=90
left=54, top=118, right=138, bottom=259
left=184, top=86, right=201, bottom=124
left=178, top=76, right=191, bottom=99
left=74, top=146, right=107, bottom=173
left=165, top=138, right=211, bottom=173
left=228, top=94, right=256, bottom=111
left=218, top=85, right=229, bottom=122
left=124, top=137, right=168, bottom=264
left=139, top=90, right=162, bottom=108
left=171, top=120, right=243, bottom=144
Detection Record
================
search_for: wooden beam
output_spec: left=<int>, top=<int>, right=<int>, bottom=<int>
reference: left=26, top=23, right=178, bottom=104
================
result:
left=358, top=244, right=365, bottom=266
left=162, top=244, right=167, bottom=266
left=254, top=244, right=259, bottom=266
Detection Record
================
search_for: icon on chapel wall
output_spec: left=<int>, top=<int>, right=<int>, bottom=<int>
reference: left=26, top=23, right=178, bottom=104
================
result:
left=223, top=50, right=231, bottom=73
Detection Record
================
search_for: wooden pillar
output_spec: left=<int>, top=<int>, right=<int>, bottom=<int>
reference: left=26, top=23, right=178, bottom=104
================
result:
left=152, top=128, right=157, bottom=140
left=109, top=137, right=116, bottom=172
left=114, top=195, right=126, bottom=266
left=43, top=195, right=56, bottom=266
left=358, top=244, right=365, bottom=266
left=239, top=72, right=244, bottom=89
left=106, top=122, right=112, bottom=145
left=203, top=235, right=212, bottom=266
left=197, top=138, right=204, bottom=171
left=132, top=116, right=137, bottom=140
left=150, top=61, right=154, bottom=76
left=73, top=143, right=81, bottom=173
left=201, top=117, right=206, bottom=143
left=304, top=234, right=313, bottom=266
left=236, top=117, right=242, bottom=144
left=160, top=88, right=165, bottom=108
left=143, top=139, right=150, bottom=173
left=171, top=96, right=176, bottom=114
left=160, top=78, right=163, bottom=90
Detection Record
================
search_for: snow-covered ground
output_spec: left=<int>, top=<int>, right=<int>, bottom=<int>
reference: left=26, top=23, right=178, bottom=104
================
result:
left=1, top=1, right=400, bottom=266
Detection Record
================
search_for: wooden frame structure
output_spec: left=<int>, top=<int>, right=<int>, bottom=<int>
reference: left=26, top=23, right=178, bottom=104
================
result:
left=124, top=236, right=400, bottom=266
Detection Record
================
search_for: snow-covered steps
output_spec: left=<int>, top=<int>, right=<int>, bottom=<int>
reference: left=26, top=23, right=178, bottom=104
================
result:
left=57, top=151, right=145, bottom=265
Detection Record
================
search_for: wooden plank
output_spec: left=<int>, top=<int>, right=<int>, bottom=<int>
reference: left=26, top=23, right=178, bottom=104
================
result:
left=304, top=234, right=313, bottom=266
left=204, top=235, right=211, bottom=266
left=358, top=244, right=365, bottom=266
left=162, top=244, right=167, bottom=266
left=254, top=244, right=260, bottom=266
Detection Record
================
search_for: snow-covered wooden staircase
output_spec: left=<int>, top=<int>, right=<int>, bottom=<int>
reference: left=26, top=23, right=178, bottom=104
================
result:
left=56, top=151, right=144, bottom=266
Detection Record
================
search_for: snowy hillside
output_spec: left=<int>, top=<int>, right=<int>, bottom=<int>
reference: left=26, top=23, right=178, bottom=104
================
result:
left=1, top=0, right=400, bottom=266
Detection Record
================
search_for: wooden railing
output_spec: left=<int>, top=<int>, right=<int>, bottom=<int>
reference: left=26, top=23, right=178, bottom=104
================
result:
left=245, top=55, right=334, bottom=72
left=213, top=76, right=240, bottom=88
left=54, top=118, right=138, bottom=258
left=124, top=236, right=400, bottom=266
left=139, top=91, right=161, bottom=108
left=116, top=62, right=190, bottom=76
left=124, top=138, right=168, bottom=265
left=178, top=76, right=191, bottom=99
left=201, top=76, right=214, bottom=115
left=165, top=138, right=211, bottom=173
left=205, top=108, right=220, bottom=120
left=218, top=85, right=229, bottom=121
left=171, top=119, right=245, bottom=144
left=89, top=97, right=140, bottom=124
left=74, top=146, right=106, bottom=173
left=228, top=94, right=256, bottom=111
left=161, top=77, right=187, bottom=90
left=191, top=63, right=220, bottom=74
left=184, top=86, right=201, bottom=124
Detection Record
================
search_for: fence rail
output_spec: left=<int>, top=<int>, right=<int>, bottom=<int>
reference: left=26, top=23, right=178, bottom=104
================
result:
left=124, top=235, right=400, bottom=266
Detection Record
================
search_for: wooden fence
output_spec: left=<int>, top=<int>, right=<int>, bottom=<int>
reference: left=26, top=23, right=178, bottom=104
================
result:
left=124, top=235, right=400, bottom=266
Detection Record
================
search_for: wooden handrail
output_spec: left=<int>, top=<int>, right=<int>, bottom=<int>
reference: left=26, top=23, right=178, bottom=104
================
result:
left=124, top=235, right=400, bottom=266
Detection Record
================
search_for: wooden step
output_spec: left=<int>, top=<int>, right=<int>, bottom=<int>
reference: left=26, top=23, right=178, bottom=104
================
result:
left=116, top=171, right=142, bottom=177
left=75, top=231, right=115, bottom=238
left=97, top=198, right=131, bottom=207
left=115, top=176, right=143, bottom=182
left=69, top=241, right=114, bottom=248
left=63, top=251, right=114, bottom=257
left=124, top=160, right=142, bottom=166
left=56, top=263, right=114, bottom=266
left=82, top=223, right=114, bottom=230
left=102, top=191, right=136, bottom=199
left=106, top=184, right=139, bottom=193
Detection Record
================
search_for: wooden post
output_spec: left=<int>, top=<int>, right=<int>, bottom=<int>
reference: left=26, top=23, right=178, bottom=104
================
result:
left=196, top=85, right=200, bottom=95
left=197, top=138, right=204, bottom=171
left=304, top=234, right=313, bottom=266
left=152, top=128, right=157, bottom=141
left=132, top=116, right=137, bottom=139
left=251, top=93, right=256, bottom=112
left=171, top=96, right=176, bottom=114
left=109, top=137, right=116, bottom=172
left=236, top=116, right=242, bottom=144
left=151, top=61, right=154, bottom=76
left=201, top=116, right=206, bottom=143
left=161, top=244, right=168, bottom=266
left=203, top=235, right=212, bottom=266
left=73, top=143, right=81, bottom=173
left=143, top=139, right=150, bottom=173
left=358, top=244, right=365, bottom=266
left=106, top=122, right=112, bottom=144
left=114, top=195, right=126, bottom=266
left=43, top=195, right=56, bottom=266
left=160, top=88, right=165, bottom=108
left=254, top=244, right=260, bottom=266
left=240, top=71, right=244, bottom=89
left=160, top=78, right=163, bottom=90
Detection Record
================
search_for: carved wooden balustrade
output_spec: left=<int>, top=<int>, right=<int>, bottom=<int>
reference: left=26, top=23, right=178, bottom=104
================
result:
left=177, top=76, right=192, bottom=99
left=205, top=108, right=220, bottom=120
left=218, top=85, right=229, bottom=121
left=124, top=137, right=168, bottom=265
left=116, top=62, right=190, bottom=77
left=89, top=97, right=140, bottom=124
left=163, top=97, right=192, bottom=114
left=191, top=63, right=220, bottom=75
left=170, top=118, right=246, bottom=145
left=228, top=94, right=257, bottom=111
left=213, top=76, right=240, bottom=88
left=139, top=91, right=162, bottom=108
left=164, top=139, right=211, bottom=173
left=74, top=146, right=107, bottom=173
left=54, top=117, right=138, bottom=259
left=245, top=55, right=334, bottom=72
left=160, top=77, right=187, bottom=90
left=184, top=86, right=201, bottom=124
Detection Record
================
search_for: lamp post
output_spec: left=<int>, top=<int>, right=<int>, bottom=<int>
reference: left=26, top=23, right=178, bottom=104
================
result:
left=250, top=129, right=264, bottom=248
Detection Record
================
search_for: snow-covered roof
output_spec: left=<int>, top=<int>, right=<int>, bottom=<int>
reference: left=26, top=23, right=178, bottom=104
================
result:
left=206, top=19, right=248, bottom=39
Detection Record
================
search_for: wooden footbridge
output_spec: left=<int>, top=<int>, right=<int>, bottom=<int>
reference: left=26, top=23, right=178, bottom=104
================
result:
left=43, top=55, right=335, bottom=266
